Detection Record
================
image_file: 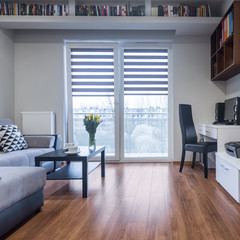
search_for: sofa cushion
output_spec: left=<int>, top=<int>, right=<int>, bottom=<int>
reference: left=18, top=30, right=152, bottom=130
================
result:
left=0, top=148, right=55, bottom=166
left=0, top=167, right=46, bottom=212
left=0, top=119, right=14, bottom=125
left=0, top=125, right=28, bottom=153
left=24, top=136, right=55, bottom=148
left=22, top=148, right=55, bottom=166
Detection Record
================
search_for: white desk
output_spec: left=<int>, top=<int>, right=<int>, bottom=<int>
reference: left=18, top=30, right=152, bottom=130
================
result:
left=198, top=124, right=240, bottom=203
left=198, top=124, right=240, bottom=152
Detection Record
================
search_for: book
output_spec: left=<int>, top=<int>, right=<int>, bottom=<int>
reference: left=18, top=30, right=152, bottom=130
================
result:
left=227, top=13, right=229, bottom=38
left=229, top=11, right=233, bottom=36
left=224, top=17, right=227, bottom=42
left=163, top=5, right=168, bottom=16
left=208, top=4, right=211, bottom=17
left=158, top=5, right=164, bottom=16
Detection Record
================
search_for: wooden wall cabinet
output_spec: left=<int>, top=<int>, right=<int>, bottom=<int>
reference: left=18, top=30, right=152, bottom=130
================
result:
left=211, top=1, right=240, bottom=81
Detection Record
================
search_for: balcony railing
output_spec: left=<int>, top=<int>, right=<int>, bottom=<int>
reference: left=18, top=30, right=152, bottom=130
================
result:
left=72, top=110, right=168, bottom=157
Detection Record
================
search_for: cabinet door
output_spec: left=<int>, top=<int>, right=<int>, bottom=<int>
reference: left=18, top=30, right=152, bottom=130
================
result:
left=216, top=156, right=240, bottom=202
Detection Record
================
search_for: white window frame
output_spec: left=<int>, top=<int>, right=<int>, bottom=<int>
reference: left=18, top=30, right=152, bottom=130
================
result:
left=119, top=42, right=173, bottom=162
left=65, top=42, right=120, bottom=161
left=64, top=41, right=173, bottom=162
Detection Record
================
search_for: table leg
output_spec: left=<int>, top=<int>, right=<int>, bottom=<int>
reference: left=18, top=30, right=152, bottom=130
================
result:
left=35, top=158, right=40, bottom=167
left=82, top=160, right=88, bottom=198
left=101, top=149, right=105, bottom=177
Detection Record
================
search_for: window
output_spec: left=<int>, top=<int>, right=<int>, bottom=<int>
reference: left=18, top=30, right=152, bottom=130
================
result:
left=66, top=42, right=170, bottom=161
left=123, top=48, right=168, bottom=158
left=68, top=45, right=117, bottom=157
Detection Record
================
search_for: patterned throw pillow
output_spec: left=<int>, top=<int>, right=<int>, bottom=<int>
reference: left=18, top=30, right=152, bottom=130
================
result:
left=0, top=125, right=28, bottom=153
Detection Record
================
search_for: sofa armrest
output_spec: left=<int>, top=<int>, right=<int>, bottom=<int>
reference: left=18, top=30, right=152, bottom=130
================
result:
left=54, top=135, right=62, bottom=150
left=24, top=135, right=62, bottom=150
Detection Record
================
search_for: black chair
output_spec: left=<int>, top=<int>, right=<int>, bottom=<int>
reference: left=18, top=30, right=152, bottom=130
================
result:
left=179, top=104, right=217, bottom=178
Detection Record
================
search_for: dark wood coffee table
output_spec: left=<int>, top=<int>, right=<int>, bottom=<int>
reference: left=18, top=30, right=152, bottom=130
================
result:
left=35, top=146, right=105, bottom=198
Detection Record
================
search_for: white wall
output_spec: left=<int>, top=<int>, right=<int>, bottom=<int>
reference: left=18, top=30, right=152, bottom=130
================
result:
left=220, top=0, right=234, bottom=15
left=14, top=30, right=226, bottom=161
left=13, top=29, right=175, bottom=145
left=0, top=30, right=15, bottom=120
left=173, top=35, right=226, bottom=162
left=225, top=75, right=240, bottom=98
left=14, top=40, right=64, bottom=137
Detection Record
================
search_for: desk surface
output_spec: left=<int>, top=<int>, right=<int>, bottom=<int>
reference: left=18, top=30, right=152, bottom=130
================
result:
left=198, top=124, right=240, bottom=152
left=199, top=124, right=240, bottom=129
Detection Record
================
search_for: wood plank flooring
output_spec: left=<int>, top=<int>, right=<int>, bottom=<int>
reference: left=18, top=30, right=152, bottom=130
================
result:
left=5, top=163, right=240, bottom=240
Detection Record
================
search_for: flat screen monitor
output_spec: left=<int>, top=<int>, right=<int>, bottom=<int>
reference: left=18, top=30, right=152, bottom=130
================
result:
left=224, top=98, right=235, bottom=123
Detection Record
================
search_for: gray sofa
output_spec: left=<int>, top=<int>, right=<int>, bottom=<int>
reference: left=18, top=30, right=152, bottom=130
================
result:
left=0, top=119, right=62, bottom=237
left=0, top=167, right=46, bottom=237
left=0, top=119, right=62, bottom=172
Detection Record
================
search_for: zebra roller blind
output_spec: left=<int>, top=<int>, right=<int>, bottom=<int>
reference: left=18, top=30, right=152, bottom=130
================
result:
left=123, top=48, right=168, bottom=95
left=70, top=48, right=114, bottom=97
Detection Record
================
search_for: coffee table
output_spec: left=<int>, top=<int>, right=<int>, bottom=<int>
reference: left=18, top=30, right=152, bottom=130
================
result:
left=35, top=146, right=105, bottom=198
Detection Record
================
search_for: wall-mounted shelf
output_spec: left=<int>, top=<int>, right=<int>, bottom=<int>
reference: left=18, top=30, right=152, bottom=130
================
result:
left=211, top=1, right=240, bottom=81
left=0, top=16, right=221, bottom=35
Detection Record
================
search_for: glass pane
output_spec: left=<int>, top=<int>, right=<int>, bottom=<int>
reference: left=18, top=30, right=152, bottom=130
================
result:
left=72, top=96, right=115, bottom=156
left=124, top=95, right=168, bottom=158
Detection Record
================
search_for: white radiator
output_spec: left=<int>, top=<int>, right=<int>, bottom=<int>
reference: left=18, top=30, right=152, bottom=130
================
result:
left=21, top=112, right=55, bottom=135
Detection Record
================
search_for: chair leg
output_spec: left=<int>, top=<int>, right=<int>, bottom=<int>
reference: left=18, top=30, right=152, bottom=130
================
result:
left=203, top=153, right=208, bottom=178
left=179, top=148, right=185, bottom=172
left=191, top=152, right=196, bottom=169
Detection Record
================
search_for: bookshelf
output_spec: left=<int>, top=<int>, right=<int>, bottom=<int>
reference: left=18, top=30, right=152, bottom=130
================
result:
left=0, top=0, right=221, bottom=35
left=211, top=1, right=240, bottom=81
left=0, top=16, right=221, bottom=35
left=0, top=0, right=215, bottom=17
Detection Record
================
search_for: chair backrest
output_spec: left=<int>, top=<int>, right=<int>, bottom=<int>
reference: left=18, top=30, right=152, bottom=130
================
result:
left=179, top=104, right=197, bottom=145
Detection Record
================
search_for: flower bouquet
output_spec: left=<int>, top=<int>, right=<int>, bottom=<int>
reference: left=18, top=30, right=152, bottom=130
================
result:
left=83, top=114, right=102, bottom=151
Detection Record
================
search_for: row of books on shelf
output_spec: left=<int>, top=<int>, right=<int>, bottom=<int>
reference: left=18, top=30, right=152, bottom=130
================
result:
left=221, top=11, right=233, bottom=45
left=0, top=3, right=68, bottom=16
left=0, top=2, right=211, bottom=17
left=151, top=4, right=211, bottom=17
left=75, top=4, right=211, bottom=17
left=75, top=4, right=145, bottom=16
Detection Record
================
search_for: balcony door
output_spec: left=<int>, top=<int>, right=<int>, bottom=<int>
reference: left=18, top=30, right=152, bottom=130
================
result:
left=122, top=47, right=169, bottom=160
left=66, top=42, right=171, bottom=161
left=66, top=43, right=119, bottom=160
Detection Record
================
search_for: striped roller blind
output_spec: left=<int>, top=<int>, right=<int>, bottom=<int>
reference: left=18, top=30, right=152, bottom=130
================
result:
left=70, top=48, right=114, bottom=97
left=124, top=48, right=168, bottom=95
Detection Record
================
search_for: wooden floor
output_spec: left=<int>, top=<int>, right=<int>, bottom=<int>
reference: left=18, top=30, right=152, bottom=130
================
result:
left=5, top=163, right=240, bottom=240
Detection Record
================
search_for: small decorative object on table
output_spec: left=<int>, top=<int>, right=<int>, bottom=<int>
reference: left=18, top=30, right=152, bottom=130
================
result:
left=84, top=114, right=102, bottom=151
